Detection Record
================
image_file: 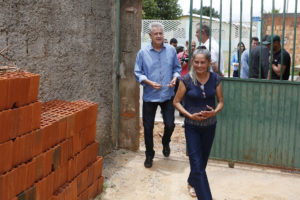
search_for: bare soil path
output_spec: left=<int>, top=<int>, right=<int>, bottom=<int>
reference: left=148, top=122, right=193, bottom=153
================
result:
left=96, top=122, right=300, bottom=200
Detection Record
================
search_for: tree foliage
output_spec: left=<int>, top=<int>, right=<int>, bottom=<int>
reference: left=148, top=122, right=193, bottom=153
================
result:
left=192, top=6, right=220, bottom=18
left=142, top=0, right=183, bottom=20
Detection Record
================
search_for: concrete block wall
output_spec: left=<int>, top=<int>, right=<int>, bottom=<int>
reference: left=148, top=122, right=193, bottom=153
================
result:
left=0, top=0, right=116, bottom=155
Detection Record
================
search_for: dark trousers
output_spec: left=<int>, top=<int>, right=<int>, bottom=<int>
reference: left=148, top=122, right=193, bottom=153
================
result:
left=142, top=99, right=175, bottom=158
left=185, top=124, right=216, bottom=200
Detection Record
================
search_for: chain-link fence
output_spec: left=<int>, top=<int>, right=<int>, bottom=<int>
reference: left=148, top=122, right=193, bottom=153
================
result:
left=142, top=16, right=259, bottom=72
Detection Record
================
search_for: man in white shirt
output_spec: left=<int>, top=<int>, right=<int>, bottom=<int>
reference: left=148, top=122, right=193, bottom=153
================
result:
left=195, top=23, right=224, bottom=76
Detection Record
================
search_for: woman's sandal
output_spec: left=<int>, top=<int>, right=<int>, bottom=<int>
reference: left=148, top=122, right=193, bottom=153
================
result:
left=187, top=184, right=197, bottom=198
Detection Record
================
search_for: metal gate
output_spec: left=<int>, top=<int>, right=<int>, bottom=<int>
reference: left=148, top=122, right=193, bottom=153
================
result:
left=185, top=0, right=300, bottom=170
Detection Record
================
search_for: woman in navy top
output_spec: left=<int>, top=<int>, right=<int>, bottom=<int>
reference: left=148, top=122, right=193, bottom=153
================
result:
left=173, top=49, right=224, bottom=199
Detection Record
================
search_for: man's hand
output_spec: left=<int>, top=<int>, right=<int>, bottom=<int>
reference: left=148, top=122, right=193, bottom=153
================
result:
left=150, top=81, right=162, bottom=90
left=168, top=77, right=177, bottom=87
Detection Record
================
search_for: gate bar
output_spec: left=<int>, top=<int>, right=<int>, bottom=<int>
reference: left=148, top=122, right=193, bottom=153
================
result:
left=209, top=0, right=212, bottom=51
left=199, top=0, right=203, bottom=45
left=292, top=0, right=298, bottom=81
left=248, top=0, right=254, bottom=78
left=269, top=0, right=275, bottom=79
left=238, top=0, right=243, bottom=77
left=280, top=0, right=287, bottom=80
left=188, top=0, right=193, bottom=71
left=218, top=0, right=222, bottom=74
left=228, top=0, right=233, bottom=78
left=259, top=0, right=264, bottom=79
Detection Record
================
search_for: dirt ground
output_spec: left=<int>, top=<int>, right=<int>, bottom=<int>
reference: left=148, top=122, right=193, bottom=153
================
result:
left=96, top=121, right=300, bottom=200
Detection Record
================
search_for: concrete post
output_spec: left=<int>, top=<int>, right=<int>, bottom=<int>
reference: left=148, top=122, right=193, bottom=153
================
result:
left=118, top=0, right=142, bottom=150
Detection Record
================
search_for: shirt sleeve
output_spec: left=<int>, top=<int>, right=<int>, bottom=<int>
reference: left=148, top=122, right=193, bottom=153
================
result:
left=134, top=50, right=148, bottom=85
left=240, top=51, right=249, bottom=78
left=180, top=74, right=190, bottom=90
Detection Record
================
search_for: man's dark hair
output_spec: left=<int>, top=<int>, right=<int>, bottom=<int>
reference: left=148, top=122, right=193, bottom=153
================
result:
left=252, top=37, right=259, bottom=42
left=176, top=46, right=184, bottom=54
left=170, top=38, right=178, bottom=44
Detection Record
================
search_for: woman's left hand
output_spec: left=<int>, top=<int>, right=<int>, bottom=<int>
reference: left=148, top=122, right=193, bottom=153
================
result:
left=199, top=105, right=217, bottom=119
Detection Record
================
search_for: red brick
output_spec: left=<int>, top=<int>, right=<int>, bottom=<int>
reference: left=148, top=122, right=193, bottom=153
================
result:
left=52, top=145, right=61, bottom=171
left=97, top=176, right=104, bottom=194
left=32, top=130, right=43, bottom=157
left=44, top=148, right=54, bottom=177
left=16, top=75, right=30, bottom=108
left=0, top=109, right=14, bottom=143
left=57, top=119, right=67, bottom=142
left=26, top=158, right=37, bottom=191
left=53, top=163, right=68, bottom=192
left=60, top=139, right=72, bottom=165
left=93, top=157, right=104, bottom=180
left=67, top=158, right=76, bottom=182
left=87, top=178, right=99, bottom=199
left=66, top=114, right=75, bottom=138
left=25, top=185, right=36, bottom=200
left=31, top=101, right=42, bottom=130
left=77, top=168, right=88, bottom=195
left=18, top=105, right=32, bottom=137
left=0, top=140, right=13, bottom=174
left=7, top=75, right=18, bottom=109
left=0, top=172, right=10, bottom=200
left=27, top=74, right=40, bottom=104
left=36, top=172, right=54, bottom=200
left=12, top=131, right=34, bottom=167
left=72, top=132, right=81, bottom=156
left=77, top=189, right=88, bottom=200
left=0, top=78, right=9, bottom=111
left=12, top=164, right=27, bottom=198
left=86, top=104, right=98, bottom=127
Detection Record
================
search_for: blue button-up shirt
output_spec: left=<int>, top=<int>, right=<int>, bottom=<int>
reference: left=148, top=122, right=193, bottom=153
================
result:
left=134, top=43, right=181, bottom=102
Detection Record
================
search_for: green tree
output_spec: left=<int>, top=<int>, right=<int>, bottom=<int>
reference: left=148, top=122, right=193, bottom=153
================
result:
left=142, top=0, right=183, bottom=20
left=192, top=6, right=220, bottom=18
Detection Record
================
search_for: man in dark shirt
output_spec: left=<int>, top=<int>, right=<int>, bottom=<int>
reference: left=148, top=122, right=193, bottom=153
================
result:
left=249, top=35, right=270, bottom=79
left=267, top=35, right=291, bottom=80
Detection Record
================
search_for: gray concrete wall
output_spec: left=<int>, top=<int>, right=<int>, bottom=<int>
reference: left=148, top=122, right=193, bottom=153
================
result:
left=0, top=0, right=116, bottom=155
left=118, top=0, right=142, bottom=150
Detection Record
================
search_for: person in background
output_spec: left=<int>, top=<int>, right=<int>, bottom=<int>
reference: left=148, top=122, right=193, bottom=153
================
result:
left=249, top=35, right=270, bottom=79
left=231, top=42, right=246, bottom=77
left=177, top=40, right=196, bottom=77
left=195, top=23, right=225, bottom=76
left=240, top=37, right=259, bottom=78
left=266, top=35, right=291, bottom=80
left=134, top=22, right=181, bottom=168
left=176, top=46, right=184, bottom=54
left=163, top=38, right=168, bottom=44
left=170, top=38, right=178, bottom=48
left=174, top=49, right=224, bottom=199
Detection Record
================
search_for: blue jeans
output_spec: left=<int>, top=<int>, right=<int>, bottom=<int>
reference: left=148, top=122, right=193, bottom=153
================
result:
left=185, top=124, right=216, bottom=200
left=142, top=99, right=175, bottom=158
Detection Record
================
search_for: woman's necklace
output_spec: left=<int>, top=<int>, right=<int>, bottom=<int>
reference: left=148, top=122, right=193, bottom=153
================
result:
left=196, top=73, right=209, bottom=99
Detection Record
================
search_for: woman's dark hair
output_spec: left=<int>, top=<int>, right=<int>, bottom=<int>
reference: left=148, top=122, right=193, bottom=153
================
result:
left=237, top=42, right=246, bottom=62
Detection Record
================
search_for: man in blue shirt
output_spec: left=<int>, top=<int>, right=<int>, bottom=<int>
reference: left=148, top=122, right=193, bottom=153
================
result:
left=134, top=22, right=181, bottom=168
left=240, top=37, right=259, bottom=78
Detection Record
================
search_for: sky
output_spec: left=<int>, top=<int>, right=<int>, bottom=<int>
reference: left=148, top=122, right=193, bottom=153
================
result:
left=178, top=0, right=300, bottom=22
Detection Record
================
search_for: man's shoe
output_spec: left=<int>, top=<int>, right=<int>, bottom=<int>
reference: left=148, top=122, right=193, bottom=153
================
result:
left=144, top=157, right=153, bottom=168
left=162, top=143, right=170, bottom=157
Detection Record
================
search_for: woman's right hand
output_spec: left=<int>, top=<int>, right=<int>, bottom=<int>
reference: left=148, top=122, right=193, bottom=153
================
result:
left=189, top=113, right=205, bottom=121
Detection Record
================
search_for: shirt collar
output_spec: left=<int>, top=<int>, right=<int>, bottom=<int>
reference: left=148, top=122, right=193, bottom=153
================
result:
left=150, top=42, right=166, bottom=51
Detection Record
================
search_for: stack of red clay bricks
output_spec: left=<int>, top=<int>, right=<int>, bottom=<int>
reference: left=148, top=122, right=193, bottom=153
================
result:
left=0, top=71, right=104, bottom=200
